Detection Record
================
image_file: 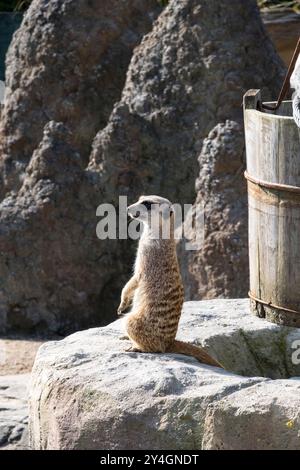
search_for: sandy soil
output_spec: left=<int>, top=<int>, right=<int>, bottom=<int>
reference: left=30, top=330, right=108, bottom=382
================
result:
left=0, top=337, right=57, bottom=375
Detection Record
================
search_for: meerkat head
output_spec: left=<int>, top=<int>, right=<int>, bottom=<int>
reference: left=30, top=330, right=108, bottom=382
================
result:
left=127, top=195, right=174, bottom=234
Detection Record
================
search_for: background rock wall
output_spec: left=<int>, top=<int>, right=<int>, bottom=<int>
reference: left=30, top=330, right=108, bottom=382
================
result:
left=0, top=0, right=161, bottom=196
left=0, top=0, right=285, bottom=333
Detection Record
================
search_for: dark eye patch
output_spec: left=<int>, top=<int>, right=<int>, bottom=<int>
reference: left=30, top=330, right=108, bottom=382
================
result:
left=141, top=200, right=153, bottom=211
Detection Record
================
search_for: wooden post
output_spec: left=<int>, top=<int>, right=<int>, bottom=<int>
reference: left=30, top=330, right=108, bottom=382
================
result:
left=244, top=89, right=300, bottom=327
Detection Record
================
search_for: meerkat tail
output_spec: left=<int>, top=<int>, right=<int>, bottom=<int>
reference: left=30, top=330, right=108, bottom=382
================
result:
left=169, top=340, right=223, bottom=368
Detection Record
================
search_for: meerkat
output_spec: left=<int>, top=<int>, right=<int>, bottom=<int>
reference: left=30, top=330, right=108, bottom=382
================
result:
left=117, top=195, right=222, bottom=368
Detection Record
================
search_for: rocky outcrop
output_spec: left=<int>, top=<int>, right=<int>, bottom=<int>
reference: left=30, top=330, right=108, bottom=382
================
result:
left=0, top=0, right=285, bottom=333
left=89, top=0, right=283, bottom=205
left=0, top=121, right=126, bottom=333
left=0, top=374, right=30, bottom=450
left=174, top=0, right=285, bottom=300
left=0, top=0, right=161, bottom=333
left=29, top=299, right=300, bottom=450
left=178, top=121, right=249, bottom=299
left=0, top=0, right=161, bottom=196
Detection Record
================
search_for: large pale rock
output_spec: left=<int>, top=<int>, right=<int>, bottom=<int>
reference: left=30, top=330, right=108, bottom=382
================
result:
left=203, top=380, right=300, bottom=450
left=29, top=300, right=300, bottom=450
left=0, top=374, right=30, bottom=450
left=0, top=0, right=161, bottom=196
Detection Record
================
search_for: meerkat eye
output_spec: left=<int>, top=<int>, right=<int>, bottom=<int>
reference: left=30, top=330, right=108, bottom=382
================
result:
left=141, top=200, right=152, bottom=211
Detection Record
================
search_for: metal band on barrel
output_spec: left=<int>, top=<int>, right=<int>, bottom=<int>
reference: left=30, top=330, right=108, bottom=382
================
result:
left=244, top=171, right=300, bottom=194
left=248, top=291, right=300, bottom=315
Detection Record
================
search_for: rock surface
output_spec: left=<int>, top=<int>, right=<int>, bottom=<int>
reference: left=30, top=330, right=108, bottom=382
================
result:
left=0, top=374, right=30, bottom=450
left=203, top=379, right=300, bottom=450
left=0, top=0, right=285, bottom=333
left=0, top=121, right=125, bottom=333
left=178, top=121, right=248, bottom=300
left=174, top=0, right=285, bottom=300
left=29, top=299, right=300, bottom=450
left=89, top=0, right=284, bottom=205
left=0, top=0, right=161, bottom=195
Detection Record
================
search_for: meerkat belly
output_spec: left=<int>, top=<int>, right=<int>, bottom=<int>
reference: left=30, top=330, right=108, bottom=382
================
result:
left=143, top=275, right=183, bottom=337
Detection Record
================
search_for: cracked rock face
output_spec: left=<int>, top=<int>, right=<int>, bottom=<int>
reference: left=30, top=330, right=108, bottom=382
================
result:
left=29, top=300, right=300, bottom=450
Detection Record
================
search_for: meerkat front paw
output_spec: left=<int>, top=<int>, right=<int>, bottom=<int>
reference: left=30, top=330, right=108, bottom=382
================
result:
left=117, top=301, right=130, bottom=316
left=117, top=305, right=126, bottom=316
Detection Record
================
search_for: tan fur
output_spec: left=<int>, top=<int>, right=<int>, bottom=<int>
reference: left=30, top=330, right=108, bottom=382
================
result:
left=118, top=195, right=222, bottom=368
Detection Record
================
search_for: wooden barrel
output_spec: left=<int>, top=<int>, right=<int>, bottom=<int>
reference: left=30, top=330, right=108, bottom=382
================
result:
left=244, top=89, right=300, bottom=327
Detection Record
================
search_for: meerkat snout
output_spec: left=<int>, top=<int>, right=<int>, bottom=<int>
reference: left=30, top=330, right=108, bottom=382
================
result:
left=127, top=195, right=173, bottom=225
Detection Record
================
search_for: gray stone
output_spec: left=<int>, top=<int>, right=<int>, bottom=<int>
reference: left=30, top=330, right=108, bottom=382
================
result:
left=0, top=0, right=161, bottom=196
left=291, top=56, right=300, bottom=127
left=0, top=374, right=30, bottom=450
left=29, top=299, right=300, bottom=450
left=0, top=0, right=285, bottom=334
left=0, top=121, right=122, bottom=333
left=89, top=0, right=284, bottom=300
left=203, top=380, right=300, bottom=450
left=179, top=299, right=300, bottom=379
left=177, top=121, right=249, bottom=300
left=90, top=0, right=283, bottom=205
left=174, top=0, right=286, bottom=300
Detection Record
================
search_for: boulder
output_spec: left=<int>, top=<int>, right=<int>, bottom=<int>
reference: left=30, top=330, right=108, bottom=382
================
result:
left=203, top=380, right=300, bottom=450
left=0, top=374, right=30, bottom=450
left=0, top=0, right=161, bottom=196
left=29, top=299, right=300, bottom=450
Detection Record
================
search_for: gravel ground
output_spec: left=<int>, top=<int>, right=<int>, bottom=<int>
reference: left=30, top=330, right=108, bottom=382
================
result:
left=0, top=336, right=61, bottom=375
